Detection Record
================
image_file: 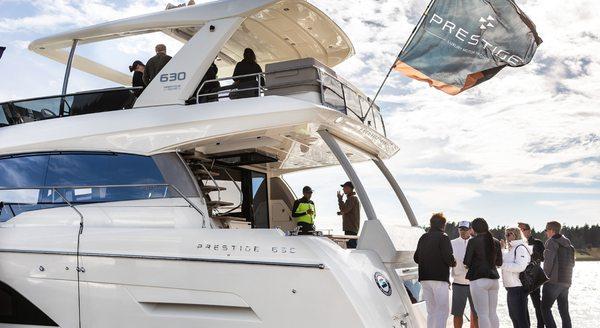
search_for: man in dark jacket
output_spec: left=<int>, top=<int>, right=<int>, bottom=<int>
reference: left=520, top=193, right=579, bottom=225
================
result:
left=143, top=44, right=172, bottom=85
left=414, top=213, right=456, bottom=328
left=188, top=61, right=220, bottom=104
left=541, top=221, right=575, bottom=328
left=337, top=181, right=360, bottom=249
left=519, top=222, right=545, bottom=328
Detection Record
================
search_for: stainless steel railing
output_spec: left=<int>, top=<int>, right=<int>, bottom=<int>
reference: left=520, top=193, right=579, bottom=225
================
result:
left=194, top=66, right=386, bottom=136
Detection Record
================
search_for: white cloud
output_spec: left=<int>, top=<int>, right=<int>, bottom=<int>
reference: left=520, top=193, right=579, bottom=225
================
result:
left=536, top=200, right=600, bottom=226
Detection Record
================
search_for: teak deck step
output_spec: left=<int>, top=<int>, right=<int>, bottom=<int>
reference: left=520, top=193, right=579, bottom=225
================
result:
left=201, top=185, right=226, bottom=193
left=212, top=215, right=247, bottom=222
left=206, top=200, right=235, bottom=208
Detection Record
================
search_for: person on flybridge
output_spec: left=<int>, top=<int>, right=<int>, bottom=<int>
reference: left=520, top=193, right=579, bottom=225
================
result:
left=143, top=44, right=172, bottom=85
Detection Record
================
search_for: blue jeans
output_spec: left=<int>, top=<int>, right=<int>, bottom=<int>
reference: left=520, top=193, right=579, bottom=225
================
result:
left=541, top=283, right=571, bottom=328
left=507, top=287, right=530, bottom=328
left=529, top=287, right=544, bottom=328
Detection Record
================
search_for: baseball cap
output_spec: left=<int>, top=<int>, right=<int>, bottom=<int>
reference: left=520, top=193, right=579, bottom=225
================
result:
left=340, top=181, right=354, bottom=189
left=458, top=221, right=471, bottom=229
left=302, top=186, right=313, bottom=193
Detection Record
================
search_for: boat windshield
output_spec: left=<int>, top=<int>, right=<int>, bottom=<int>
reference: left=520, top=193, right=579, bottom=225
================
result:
left=0, top=152, right=200, bottom=222
left=0, top=87, right=139, bottom=127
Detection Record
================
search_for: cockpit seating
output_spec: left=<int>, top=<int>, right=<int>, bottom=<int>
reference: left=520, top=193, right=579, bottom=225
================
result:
left=264, top=57, right=344, bottom=109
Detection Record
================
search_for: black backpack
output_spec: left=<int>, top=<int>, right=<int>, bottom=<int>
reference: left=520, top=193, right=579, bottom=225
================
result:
left=514, top=244, right=549, bottom=294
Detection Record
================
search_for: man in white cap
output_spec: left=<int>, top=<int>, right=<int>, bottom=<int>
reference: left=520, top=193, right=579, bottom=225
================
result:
left=451, top=221, right=478, bottom=328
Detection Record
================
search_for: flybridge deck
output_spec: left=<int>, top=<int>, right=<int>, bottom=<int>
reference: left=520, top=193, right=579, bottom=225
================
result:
left=1, top=0, right=386, bottom=137
left=0, top=0, right=395, bottom=170
left=0, top=58, right=386, bottom=137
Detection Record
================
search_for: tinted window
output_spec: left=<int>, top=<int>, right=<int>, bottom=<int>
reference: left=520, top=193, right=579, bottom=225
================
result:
left=46, top=153, right=164, bottom=186
left=0, top=152, right=199, bottom=220
left=45, top=153, right=168, bottom=204
left=0, top=155, right=49, bottom=188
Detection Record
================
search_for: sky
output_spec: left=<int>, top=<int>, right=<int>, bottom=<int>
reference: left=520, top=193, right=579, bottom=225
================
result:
left=0, top=0, right=598, bottom=231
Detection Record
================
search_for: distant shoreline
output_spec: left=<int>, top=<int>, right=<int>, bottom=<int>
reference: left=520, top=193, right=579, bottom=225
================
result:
left=576, top=248, right=600, bottom=261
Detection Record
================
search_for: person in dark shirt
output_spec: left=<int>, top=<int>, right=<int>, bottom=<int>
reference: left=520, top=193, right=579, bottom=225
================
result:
left=129, top=60, right=145, bottom=97
left=464, top=217, right=502, bottom=328
left=291, top=186, right=315, bottom=235
left=143, top=44, right=172, bottom=85
left=518, top=222, right=545, bottom=328
left=188, top=61, right=220, bottom=104
left=231, top=48, right=263, bottom=99
left=414, top=212, right=456, bottom=328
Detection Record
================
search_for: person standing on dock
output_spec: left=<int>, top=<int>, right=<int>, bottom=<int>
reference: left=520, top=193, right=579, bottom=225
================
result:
left=451, top=221, right=478, bottom=328
left=291, top=186, right=316, bottom=235
left=414, top=213, right=457, bottom=328
left=337, top=181, right=360, bottom=249
left=541, top=221, right=575, bottom=328
left=519, top=222, right=546, bottom=328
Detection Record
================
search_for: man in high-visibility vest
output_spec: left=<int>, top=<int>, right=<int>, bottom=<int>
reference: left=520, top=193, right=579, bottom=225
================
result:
left=291, top=186, right=316, bottom=235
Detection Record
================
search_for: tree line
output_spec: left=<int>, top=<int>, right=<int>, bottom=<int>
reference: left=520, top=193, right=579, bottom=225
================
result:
left=443, top=222, right=600, bottom=250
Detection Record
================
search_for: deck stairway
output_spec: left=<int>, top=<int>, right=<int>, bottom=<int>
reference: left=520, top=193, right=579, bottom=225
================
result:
left=183, top=155, right=247, bottom=228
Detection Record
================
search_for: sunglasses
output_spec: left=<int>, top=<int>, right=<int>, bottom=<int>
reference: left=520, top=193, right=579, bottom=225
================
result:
left=459, top=228, right=469, bottom=231
left=505, top=233, right=513, bottom=237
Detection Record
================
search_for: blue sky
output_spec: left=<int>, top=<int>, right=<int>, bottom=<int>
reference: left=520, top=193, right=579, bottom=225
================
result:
left=0, top=0, right=598, bottom=231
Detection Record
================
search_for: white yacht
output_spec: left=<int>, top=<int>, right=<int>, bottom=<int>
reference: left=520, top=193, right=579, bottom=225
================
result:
left=0, top=1, right=426, bottom=327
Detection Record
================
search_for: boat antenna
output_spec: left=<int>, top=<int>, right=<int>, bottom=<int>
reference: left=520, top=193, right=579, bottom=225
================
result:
left=361, top=0, right=437, bottom=122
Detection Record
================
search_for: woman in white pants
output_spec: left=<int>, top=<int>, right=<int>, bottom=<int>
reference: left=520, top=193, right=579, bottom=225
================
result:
left=414, top=213, right=457, bottom=328
left=464, top=218, right=503, bottom=328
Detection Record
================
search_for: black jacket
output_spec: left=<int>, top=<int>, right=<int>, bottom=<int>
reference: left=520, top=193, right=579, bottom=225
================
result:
left=143, top=53, right=172, bottom=85
left=233, top=60, right=262, bottom=83
left=189, top=63, right=220, bottom=104
left=464, top=234, right=503, bottom=281
left=231, top=60, right=263, bottom=98
left=132, top=71, right=144, bottom=97
left=413, top=229, right=456, bottom=282
left=527, top=235, right=545, bottom=263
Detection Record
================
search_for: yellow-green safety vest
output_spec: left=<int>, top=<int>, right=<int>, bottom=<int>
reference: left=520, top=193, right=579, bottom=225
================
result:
left=295, top=202, right=315, bottom=224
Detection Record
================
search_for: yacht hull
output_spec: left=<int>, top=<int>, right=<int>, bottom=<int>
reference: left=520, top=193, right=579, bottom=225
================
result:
left=0, top=225, right=424, bottom=327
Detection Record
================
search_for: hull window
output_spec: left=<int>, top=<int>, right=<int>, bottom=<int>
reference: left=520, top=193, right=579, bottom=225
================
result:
left=0, top=280, right=58, bottom=326
left=0, top=152, right=199, bottom=221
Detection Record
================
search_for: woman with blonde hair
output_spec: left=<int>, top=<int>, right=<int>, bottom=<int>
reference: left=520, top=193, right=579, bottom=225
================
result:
left=501, top=227, right=532, bottom=328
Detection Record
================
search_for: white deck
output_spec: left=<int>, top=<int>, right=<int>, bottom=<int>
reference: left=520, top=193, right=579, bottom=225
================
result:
left=0, top=96, right=398, bottom=174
